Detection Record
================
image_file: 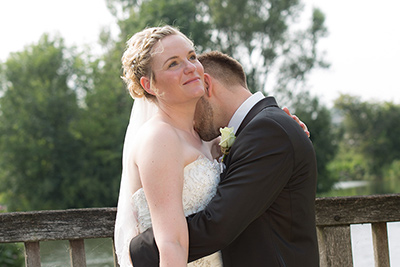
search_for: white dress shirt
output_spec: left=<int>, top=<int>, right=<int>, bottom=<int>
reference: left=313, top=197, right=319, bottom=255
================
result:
left=228, top=92, right=265, bottom=135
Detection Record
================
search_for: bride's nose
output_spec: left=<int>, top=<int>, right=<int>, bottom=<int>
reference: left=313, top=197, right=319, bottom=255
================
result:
left=183, top=60, right=196, bottom=74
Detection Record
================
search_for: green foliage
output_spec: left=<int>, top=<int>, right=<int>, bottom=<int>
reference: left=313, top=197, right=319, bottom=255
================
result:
left=292, top=92, right=338, bottom=193
left=327, top=143, right=368, bottom=182
left=0, top=35, right=81, bottom=210
left=0, top=243, right=24, bottom=266
left=383, top=160, right=400, bottom=193
left=69, top=44, right=132, bottom=208
left=334, top=95, right=400, bottom=176
left=332, top=95, right=400, bottom=194
left=0, top=34, right=130, bottom=211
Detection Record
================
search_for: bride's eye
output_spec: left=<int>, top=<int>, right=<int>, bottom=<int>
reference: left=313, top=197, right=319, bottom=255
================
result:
left=189, top=54, right=197, bottom=61
left=168, top=61, right=178, bottom=68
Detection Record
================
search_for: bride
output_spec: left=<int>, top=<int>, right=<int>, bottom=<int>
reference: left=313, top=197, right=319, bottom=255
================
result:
left=114, top=26, right=223, bottom=266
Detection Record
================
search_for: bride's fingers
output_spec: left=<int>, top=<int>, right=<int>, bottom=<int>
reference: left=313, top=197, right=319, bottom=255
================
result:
left=297, top=119, right=310, bottom=137
left=301, top=123, right=310, bottom=137
left=282, top=107, right=310, bottom=137
left=282, top=107, right=291, bottom=117
left=283, top=107, right=299, bottom=122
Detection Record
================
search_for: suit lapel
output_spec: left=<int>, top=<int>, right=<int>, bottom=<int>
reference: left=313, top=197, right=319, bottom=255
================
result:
left=235, top=96, right=278, bottom=137
left=220, top=97, right=278, bottom=180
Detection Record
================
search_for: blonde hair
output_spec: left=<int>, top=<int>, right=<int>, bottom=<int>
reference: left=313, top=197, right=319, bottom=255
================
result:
left=121, top=25, right=193, bottom=100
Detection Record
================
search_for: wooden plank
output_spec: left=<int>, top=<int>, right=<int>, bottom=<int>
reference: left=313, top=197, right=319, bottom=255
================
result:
left=24, top=241, right=41, bottom=267
left=371, top=222, right=390, bottom=267
left=0, top=207, right=116, bottom=243
left=69, top=239, right=87, bottom=267
left=316, top=194, right=400, bottom=226
left=0, top=195, right=399, bottom=243
left=317, top=225, right=353, bottom=267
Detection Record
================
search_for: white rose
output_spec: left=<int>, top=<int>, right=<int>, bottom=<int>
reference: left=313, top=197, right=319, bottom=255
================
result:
left=219, top=127, right=236, bottom=155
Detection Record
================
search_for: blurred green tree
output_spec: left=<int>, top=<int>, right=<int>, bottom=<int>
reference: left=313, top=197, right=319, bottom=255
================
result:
left=334, top=95, right=400, bottom=193
left=0, top=243, right=24, bottom=266
left=0, top=35, right=81, bottom=210
left=291, top=92, right=338, bottom=193
left=0, top=34, right=132, bottom=210
left=68, top=36, right=132, bottom=208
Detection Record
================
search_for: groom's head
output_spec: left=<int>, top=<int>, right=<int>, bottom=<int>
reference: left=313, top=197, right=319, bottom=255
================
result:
left=194, top=51, right=252, bottom=141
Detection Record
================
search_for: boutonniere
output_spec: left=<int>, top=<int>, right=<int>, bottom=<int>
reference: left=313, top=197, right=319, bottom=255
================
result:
left=219, top=127, right=236, bottom=161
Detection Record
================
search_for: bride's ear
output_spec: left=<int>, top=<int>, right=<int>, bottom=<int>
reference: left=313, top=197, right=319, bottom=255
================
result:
left=140, top=76, right=156, bottom=96
left=203, top=74, right=212, bottom=97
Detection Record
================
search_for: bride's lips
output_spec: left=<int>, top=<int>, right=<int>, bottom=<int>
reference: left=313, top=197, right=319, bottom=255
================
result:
left=183, top=77, right=201, bottom=85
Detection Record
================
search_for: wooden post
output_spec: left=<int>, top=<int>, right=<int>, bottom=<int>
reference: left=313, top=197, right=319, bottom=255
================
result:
left=24, top=241, right=41, bottom=267
left=69, top=239, right=87, bottom=267
left=317, top=227, right=328, bottom=267
left=371, top=222, right=390, bottom=267
left=317, top=225, right=353, bottom=267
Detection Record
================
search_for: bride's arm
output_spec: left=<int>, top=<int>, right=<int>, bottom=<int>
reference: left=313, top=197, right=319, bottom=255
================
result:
left=136, top=124, right=188, bottom=267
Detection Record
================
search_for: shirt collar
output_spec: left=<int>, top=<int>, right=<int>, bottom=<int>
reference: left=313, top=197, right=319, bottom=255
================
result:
left=228, top=92, right=265, bottom=135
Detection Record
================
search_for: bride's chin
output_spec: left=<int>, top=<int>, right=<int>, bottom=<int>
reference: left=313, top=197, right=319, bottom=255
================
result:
left=192, top=87, right=206, bottom=98
left=183, top=91, right=205, bottom=103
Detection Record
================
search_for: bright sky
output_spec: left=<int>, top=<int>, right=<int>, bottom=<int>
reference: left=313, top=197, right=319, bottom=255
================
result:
left=304, top=0, right=400, bottom=106
left=0, top=0, right=116, bottom=59
left=1, top=0, right=399, bottom=107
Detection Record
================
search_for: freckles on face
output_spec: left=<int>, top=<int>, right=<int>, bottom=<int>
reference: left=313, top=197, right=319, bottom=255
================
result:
left=150, top=35, right=205, bottom=100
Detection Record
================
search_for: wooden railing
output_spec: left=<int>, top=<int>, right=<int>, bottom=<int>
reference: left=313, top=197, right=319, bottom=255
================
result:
left=0, top=208, right=118, bottom=266
left=1, top=194, right=399, bottom=267
left=316, top=194, right=399, bottom=267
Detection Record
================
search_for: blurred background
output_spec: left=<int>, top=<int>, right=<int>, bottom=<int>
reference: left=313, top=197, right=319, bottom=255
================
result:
left=1, top=0, right=399, bottom=266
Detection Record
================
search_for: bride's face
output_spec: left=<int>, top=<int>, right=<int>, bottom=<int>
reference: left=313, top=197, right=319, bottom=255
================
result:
left=147, top=35, right=205, bottom=104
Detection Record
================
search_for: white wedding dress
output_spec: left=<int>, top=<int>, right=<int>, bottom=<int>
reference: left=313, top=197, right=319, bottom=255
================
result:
left=131, top=155, right=223, bottom=266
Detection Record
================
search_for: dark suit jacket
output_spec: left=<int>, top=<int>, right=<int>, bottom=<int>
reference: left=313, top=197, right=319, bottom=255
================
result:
left=130, top=97, right=319, bottom=266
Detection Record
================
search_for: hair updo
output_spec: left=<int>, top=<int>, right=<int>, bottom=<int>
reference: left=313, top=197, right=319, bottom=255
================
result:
left=121, top=25, right=193, bottom=100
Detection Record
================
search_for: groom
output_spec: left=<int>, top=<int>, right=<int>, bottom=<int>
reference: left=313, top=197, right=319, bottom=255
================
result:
left=129, top=51, right=319, bottom=266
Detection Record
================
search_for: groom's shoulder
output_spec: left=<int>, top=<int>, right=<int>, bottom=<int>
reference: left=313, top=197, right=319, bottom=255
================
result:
left=255, top=103, right=287, bottom=123
left=250, top=104, right=306, bottom=137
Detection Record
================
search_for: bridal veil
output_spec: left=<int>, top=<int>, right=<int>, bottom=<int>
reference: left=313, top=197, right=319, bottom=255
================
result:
left=114, top=97, right=158, bottom=266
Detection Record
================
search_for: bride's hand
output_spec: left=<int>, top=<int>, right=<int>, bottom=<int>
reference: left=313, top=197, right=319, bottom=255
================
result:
left=282, top=107, right=310, bottom=138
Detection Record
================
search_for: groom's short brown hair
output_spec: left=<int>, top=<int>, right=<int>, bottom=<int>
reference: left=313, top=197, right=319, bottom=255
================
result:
left=198, top=51, right=248, bottom=89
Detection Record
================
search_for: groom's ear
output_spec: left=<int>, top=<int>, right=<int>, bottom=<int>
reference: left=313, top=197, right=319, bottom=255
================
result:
left=203, top=74, right=212, bottom=97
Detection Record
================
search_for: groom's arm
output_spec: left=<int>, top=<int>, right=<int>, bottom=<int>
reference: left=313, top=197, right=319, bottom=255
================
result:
left=129, top=229, right=159, bottom=266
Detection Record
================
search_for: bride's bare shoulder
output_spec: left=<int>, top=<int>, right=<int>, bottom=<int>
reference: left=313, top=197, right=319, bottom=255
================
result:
left=139, top=117, right=179, bottom=141
left=134, top=118, right=183, bottom=158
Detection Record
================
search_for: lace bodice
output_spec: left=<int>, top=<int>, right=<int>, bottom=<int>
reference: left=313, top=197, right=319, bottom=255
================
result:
left=131, top=156, right=223, bottom=266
